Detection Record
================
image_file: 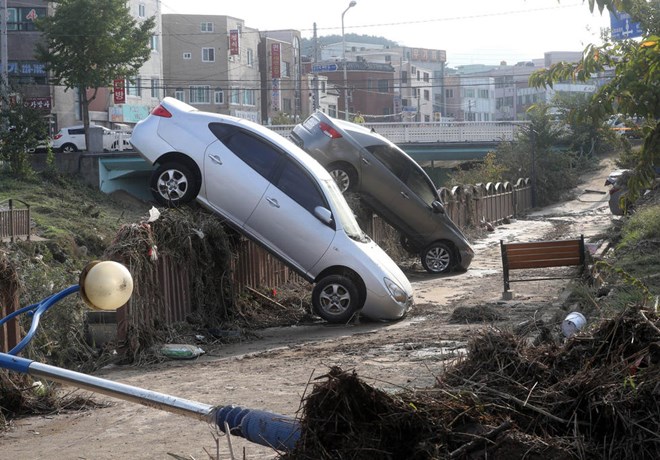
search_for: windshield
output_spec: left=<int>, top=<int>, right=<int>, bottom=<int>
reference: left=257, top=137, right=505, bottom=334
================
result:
left=323, top=179, right=368, bottom=242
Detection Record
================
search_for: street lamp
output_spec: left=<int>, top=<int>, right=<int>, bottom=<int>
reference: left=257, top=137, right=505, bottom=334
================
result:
left=341, top=0, right=356, bottom=120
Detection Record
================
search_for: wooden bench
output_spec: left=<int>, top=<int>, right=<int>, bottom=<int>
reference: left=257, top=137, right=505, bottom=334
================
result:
left=500, top=235, right=587, bottom=299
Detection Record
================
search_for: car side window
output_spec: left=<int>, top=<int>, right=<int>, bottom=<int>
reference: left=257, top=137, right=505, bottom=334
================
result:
left=209, top=123, right=280, bottom=179
left=276, top=159, right=328, bottom=216
left=70, top=128, right=85, bottom=135
left=406, top=167, right=438, bottom=207
left=366, top=144, right=408, bottom=180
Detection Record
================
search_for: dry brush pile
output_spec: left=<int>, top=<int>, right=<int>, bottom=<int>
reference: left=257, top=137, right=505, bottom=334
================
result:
left=284, top=305, right=660, bottom=460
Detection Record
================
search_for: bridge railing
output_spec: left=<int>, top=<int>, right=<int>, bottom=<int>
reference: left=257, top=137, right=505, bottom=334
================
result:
left=268, top=121, right=528, bottom=144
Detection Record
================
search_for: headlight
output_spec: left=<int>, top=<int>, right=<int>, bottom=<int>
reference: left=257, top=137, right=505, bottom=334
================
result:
left=384, top=277, right=408, bottom=304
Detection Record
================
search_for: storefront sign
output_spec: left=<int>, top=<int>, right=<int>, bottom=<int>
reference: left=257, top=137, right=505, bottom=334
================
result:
left=113, top=79, right=126, bottom=104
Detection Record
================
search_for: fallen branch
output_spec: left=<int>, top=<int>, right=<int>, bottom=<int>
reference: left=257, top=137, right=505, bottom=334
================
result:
left=245, top=286, right=288, bottom=310
left=449, top=420, right=512, bottom=458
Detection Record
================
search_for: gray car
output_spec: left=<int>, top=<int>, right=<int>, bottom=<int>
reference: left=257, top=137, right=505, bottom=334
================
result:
left=291, top=112, right=474, bottom=274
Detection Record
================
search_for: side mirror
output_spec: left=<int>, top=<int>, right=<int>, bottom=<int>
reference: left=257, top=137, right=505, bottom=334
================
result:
left=432, top=200, right=445, bottom=214
left=314, top=206, right=334, bottom=226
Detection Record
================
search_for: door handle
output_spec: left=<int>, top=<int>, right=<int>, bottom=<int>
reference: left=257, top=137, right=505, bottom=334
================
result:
left=266, top=197, right=280, bottom=208
left=209, top=154, right=222, bottom=165
left=400, top=191, right=410, bottom=199
left=361, top=157, right=370, bottom=165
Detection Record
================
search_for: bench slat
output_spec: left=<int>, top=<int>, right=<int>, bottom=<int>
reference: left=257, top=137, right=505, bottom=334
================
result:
left=504, top=240, right=581, bottom=251
left=507, top=257, right=583, bottom=270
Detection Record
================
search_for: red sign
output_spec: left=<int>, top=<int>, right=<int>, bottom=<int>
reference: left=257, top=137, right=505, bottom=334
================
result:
left=24, top=97, right=51, bottom=111
left=113, top=79, right=126, bottom=104
left=229, top=30, right=239, bottom=55
left=271, top=43, right=281, bottom=79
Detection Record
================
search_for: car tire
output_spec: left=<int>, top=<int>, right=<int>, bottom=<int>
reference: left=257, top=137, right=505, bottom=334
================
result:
left=312, top=274, right=360, bottom=323
left=421, top=242, right=453, bottom=274
left=327, top=163, right=357, bottom=193
left=61, top=143, right=77, bottom=153
left=150, top=162, right=198, bottom=207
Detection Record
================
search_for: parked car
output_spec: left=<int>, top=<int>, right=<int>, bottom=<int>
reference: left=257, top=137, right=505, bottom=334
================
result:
left=130, top=97, right=414, bottom=323
left=291, top=111, right=474, bottom=274
left=51, top=125, right=131, bottom=152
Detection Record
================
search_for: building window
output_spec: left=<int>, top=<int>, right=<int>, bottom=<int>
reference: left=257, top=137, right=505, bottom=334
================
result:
left=7, top=7, right=47, bottom=31
left=201, top=22, right=213, bottom=32
left=126, top=77, right=141, bottom=97
left=423, top=72, right=430, bottom=82
left=445, top=88, right=454, bottom=98
left=202, top=48, right=215, bottom=62
left=138, top=3, right=146, bottom=17
left=377, top=79, right=389, bottom=93
left=150, top=35, right=158, bottom=51
left=282, top=61, right=290, bottom=77
left=246, top=49, right=254, bottom=67
left=183, top=52, right=192, bottom=60
left=282, top=98, right=292, bottom=113
left=175, top=88, right=184, bottom=101
left=230, top=88, right=240, bottom=104
left=215, top=89, right=224, bottom=104
left=243, top=89, right=255, bottom=106
left=464, top=89, right=475, bottom=98
left=401, top=71, right=408, bottom=84
left=423, top=89, right=430, bottom=101
left=416, top=70, right=421, bottom=81
left=151, top=78, right=160, bottom=98
left=479, top=89, right=489, bottom=98
left=328, top=105, right=337, bottom=118
left=189, top=85, right=210, bottom=104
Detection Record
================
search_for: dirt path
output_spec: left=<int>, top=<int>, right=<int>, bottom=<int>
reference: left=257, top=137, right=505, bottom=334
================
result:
left=1, top=161, right=618, bottom=459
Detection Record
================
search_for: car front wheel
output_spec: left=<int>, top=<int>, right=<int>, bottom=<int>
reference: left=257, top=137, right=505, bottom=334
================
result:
left=312, top=275, right=360, bottom=323
left=327, top=163, right=357, bottom=193
left=421, top=242, right=453, bottom=274
left=150, top=162, right=198, bottom=206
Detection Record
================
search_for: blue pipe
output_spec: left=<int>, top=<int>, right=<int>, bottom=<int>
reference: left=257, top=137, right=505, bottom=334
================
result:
left=214, top=405, right=300, bottom=451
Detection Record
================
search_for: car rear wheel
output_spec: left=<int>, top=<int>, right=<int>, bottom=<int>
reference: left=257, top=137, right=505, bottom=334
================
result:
left=327, top=163, right=357, bottom=193
left=421, top=242, right=453, bottom=274
left=150, top=162, right=198, bottom=207
left=61, top=143, right=77, bottom=153
left=312, top=275, right=360, bottom=323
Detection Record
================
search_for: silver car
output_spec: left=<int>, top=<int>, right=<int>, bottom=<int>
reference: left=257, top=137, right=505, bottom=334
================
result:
left=291, top=111, right=474, bottom=274
left=130, top=97, right=414, bottom=323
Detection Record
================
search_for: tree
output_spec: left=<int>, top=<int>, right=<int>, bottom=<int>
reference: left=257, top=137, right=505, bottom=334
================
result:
left=529, top=0, right=659, bottom=202
left=0, top=98, right=50, bottom=177
left=35, top=0, right=155, bottom=150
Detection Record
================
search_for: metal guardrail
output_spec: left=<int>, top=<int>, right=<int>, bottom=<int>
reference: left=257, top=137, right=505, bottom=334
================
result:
left=0, top=199, right=31, bottom=242
left=268, top=121, right=527, bottom=143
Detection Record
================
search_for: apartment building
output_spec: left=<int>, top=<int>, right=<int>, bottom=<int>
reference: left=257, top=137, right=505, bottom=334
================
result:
left=4, top=1, right=54, bottom=132
left=162, top=14, right=261, bottom=122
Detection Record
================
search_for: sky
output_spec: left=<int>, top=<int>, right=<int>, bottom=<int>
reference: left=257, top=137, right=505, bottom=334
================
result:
left=160, top=0, right=614, bottom=66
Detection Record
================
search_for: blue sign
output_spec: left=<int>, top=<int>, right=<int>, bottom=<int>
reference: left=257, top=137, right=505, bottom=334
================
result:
left=610, top=11, right=643, bottom=40
left=312, top=64, right=338, bottom=73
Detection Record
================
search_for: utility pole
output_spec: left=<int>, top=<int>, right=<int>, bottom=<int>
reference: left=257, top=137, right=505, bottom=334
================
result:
left=312, top=23, right=319, bottom=111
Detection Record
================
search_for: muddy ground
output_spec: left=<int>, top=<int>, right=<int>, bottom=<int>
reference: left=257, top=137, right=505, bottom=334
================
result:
left=1, top=160, right=619, bottom=459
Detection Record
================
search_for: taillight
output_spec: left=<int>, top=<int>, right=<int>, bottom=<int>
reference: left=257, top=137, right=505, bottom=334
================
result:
left=53, top=133, right=63, bottom=140
left=151, top=104, right=172, bottom=118
left=319, top=122, right=342, bottom=139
